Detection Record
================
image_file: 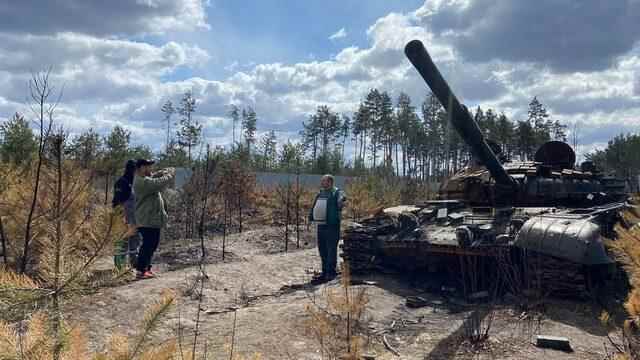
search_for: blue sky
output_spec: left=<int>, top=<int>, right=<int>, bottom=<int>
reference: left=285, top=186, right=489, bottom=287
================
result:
left=0, top=0, right=639, bottom=159
left=160, top=0, right=425, bottom=80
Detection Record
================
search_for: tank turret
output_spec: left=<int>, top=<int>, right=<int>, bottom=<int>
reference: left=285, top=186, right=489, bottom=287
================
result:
left=404, top=40, right=626, bottom=207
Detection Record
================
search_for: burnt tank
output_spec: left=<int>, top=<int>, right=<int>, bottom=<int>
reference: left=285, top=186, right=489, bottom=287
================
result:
left=342, top=40, right=630, bottom=296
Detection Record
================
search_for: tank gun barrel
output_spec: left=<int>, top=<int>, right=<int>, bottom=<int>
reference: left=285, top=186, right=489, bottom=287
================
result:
left=404, top=40, right=516, bottom=190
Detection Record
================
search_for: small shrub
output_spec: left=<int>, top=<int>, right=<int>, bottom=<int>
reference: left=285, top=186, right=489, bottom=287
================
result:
left=303, top=264, right=370, bottom=359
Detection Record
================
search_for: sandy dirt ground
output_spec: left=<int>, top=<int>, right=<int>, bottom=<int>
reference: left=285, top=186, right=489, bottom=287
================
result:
left=68, top=227, right=625, bottom=359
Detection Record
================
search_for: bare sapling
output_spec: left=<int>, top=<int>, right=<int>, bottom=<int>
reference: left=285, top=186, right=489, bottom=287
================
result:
left=223, top=195, right=228, bottom=261
left=275, top=181, right=295, bottom=252
left=197, top=145, right=217, bottom=261
left=458, top=254, right=497, bottom=346
left=20, top=69, right=59, bottom=274
left=295, top=170, right=301, bottom=248
left=191, top=145, right=216, bottom=359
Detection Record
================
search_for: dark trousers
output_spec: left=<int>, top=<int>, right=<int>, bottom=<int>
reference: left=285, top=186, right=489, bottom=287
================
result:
left=317, top=224, right=340, bottom=276
left=137, top=227, right=161, bottom=272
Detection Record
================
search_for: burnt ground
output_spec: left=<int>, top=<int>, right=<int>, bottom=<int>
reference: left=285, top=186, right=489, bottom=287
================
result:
left=68, top=226, right=626, bottom=359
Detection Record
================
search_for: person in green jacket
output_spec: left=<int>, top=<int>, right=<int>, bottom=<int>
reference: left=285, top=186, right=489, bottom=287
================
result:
left=133, top=159, right=175, bottom=280
left=309, top=174, right=346, bottom=283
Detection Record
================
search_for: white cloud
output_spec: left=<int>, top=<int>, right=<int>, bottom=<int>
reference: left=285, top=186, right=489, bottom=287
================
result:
left=414, top=0, right=640, bottom=72
left=0, top=33, right=210, bottom=104
left=0, top=0, right=209, bottom=36
left=328, top=28, right=347, bottom=41
left=224, top=61, right=239, bottom=72
left=1, top=0, right=639, bottom=157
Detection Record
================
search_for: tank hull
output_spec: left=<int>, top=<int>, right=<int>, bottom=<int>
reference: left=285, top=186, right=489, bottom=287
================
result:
left=341, top=202, right=627, bottom=296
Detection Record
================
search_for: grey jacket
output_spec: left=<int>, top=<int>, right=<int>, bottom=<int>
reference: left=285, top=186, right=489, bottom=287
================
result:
left=134, top=169, right=175, bottom=229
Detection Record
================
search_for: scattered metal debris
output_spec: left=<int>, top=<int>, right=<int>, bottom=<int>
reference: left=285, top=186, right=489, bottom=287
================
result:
left=382, top=334, right=400, bottom=356
left=535, top=335, right=572, bottom=352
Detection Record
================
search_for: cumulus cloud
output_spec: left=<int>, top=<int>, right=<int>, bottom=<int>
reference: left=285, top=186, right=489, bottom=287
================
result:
left=329, top=27, right=347, bottom=41
left=0, top=32, right=210, bottom=103
left=0, top=0, right=209, bottom=36
left=415, top=0, right=640, bottom=72
left=1, top=0, right=639, bottom=158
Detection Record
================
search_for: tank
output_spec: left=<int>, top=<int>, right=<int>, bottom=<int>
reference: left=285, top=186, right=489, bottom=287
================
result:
left=342, top=40, right=630, bottom=296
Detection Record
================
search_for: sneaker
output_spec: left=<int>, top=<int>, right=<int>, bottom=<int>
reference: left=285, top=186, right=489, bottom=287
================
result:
left=136, top=271, right=155, bottom=280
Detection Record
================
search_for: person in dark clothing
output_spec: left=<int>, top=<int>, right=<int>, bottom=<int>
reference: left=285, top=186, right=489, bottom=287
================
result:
left=112, top=159, right=141, bottom=269
left=309, top=174, right=346, bottom=283
left=133, top=159, right=175, bottom=280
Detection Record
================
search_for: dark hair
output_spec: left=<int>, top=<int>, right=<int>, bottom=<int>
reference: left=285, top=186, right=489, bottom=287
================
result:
left=123, top=159, right=136, bottom=181
left=135, top=158, right=155, bottom=168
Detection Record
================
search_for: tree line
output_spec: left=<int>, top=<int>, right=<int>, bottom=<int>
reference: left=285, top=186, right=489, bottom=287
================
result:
left=0, top=87, right=594, bottom=183
left=587, top=134, right=640, bottom=190
left=298, top=89, right=568, bottom=181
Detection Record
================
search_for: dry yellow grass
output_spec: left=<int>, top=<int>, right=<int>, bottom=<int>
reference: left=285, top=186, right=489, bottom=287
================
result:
left=605, top=195, right=640, bottom=358
left=0, top=290, right=179, bottom=360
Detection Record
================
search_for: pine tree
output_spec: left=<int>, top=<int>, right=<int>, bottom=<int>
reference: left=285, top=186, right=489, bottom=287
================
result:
left=316, top=105, right=341, bottom=157
left=422, top=93, right=443, bottom=179
left=352, top=102, right=370, bottom=167
left=551, top=120, right=567, bottom=142
left=587, top=134, right=640, bottom=188
left=105, top=126, right=130, bottom=161
left=241, top=107, right=257, bottom=154
left=228, top=104, right=240, bottom=149
left=396, top=93, right=417, bottom=177
left=68, top=128, right=102, bottom=169
left=378, top=91, right=395, bottom=169
left=0, top=113, right=37, bottom=166
left=364, top=89, right=382, bottom=168
left=340, top=114, right=351, bottom=165
left=301, top=114, right=321, bottom=166
left=474, top=107, right=486, bottom=135
left=516, top=120, right=535, bottom=161
left=495, top=113, right=514, bottom=159
left=279, top=141, right=304, bottom=172
left=484, top=108, right=498, bottom=140
left=259, top=130, right=277, bottom=170
left=161, top=100, right=175, bottom=154
left=158, top=139, right=189, bottom=167
left=176, top=90, right=201, bottom=164
left=308, top=106, right=340, bottom=173
left=102, top=126, right=131, bottom=204
left=527, top=96, right=551, bottom=148
left=128, top=144, right=154, bottom=160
